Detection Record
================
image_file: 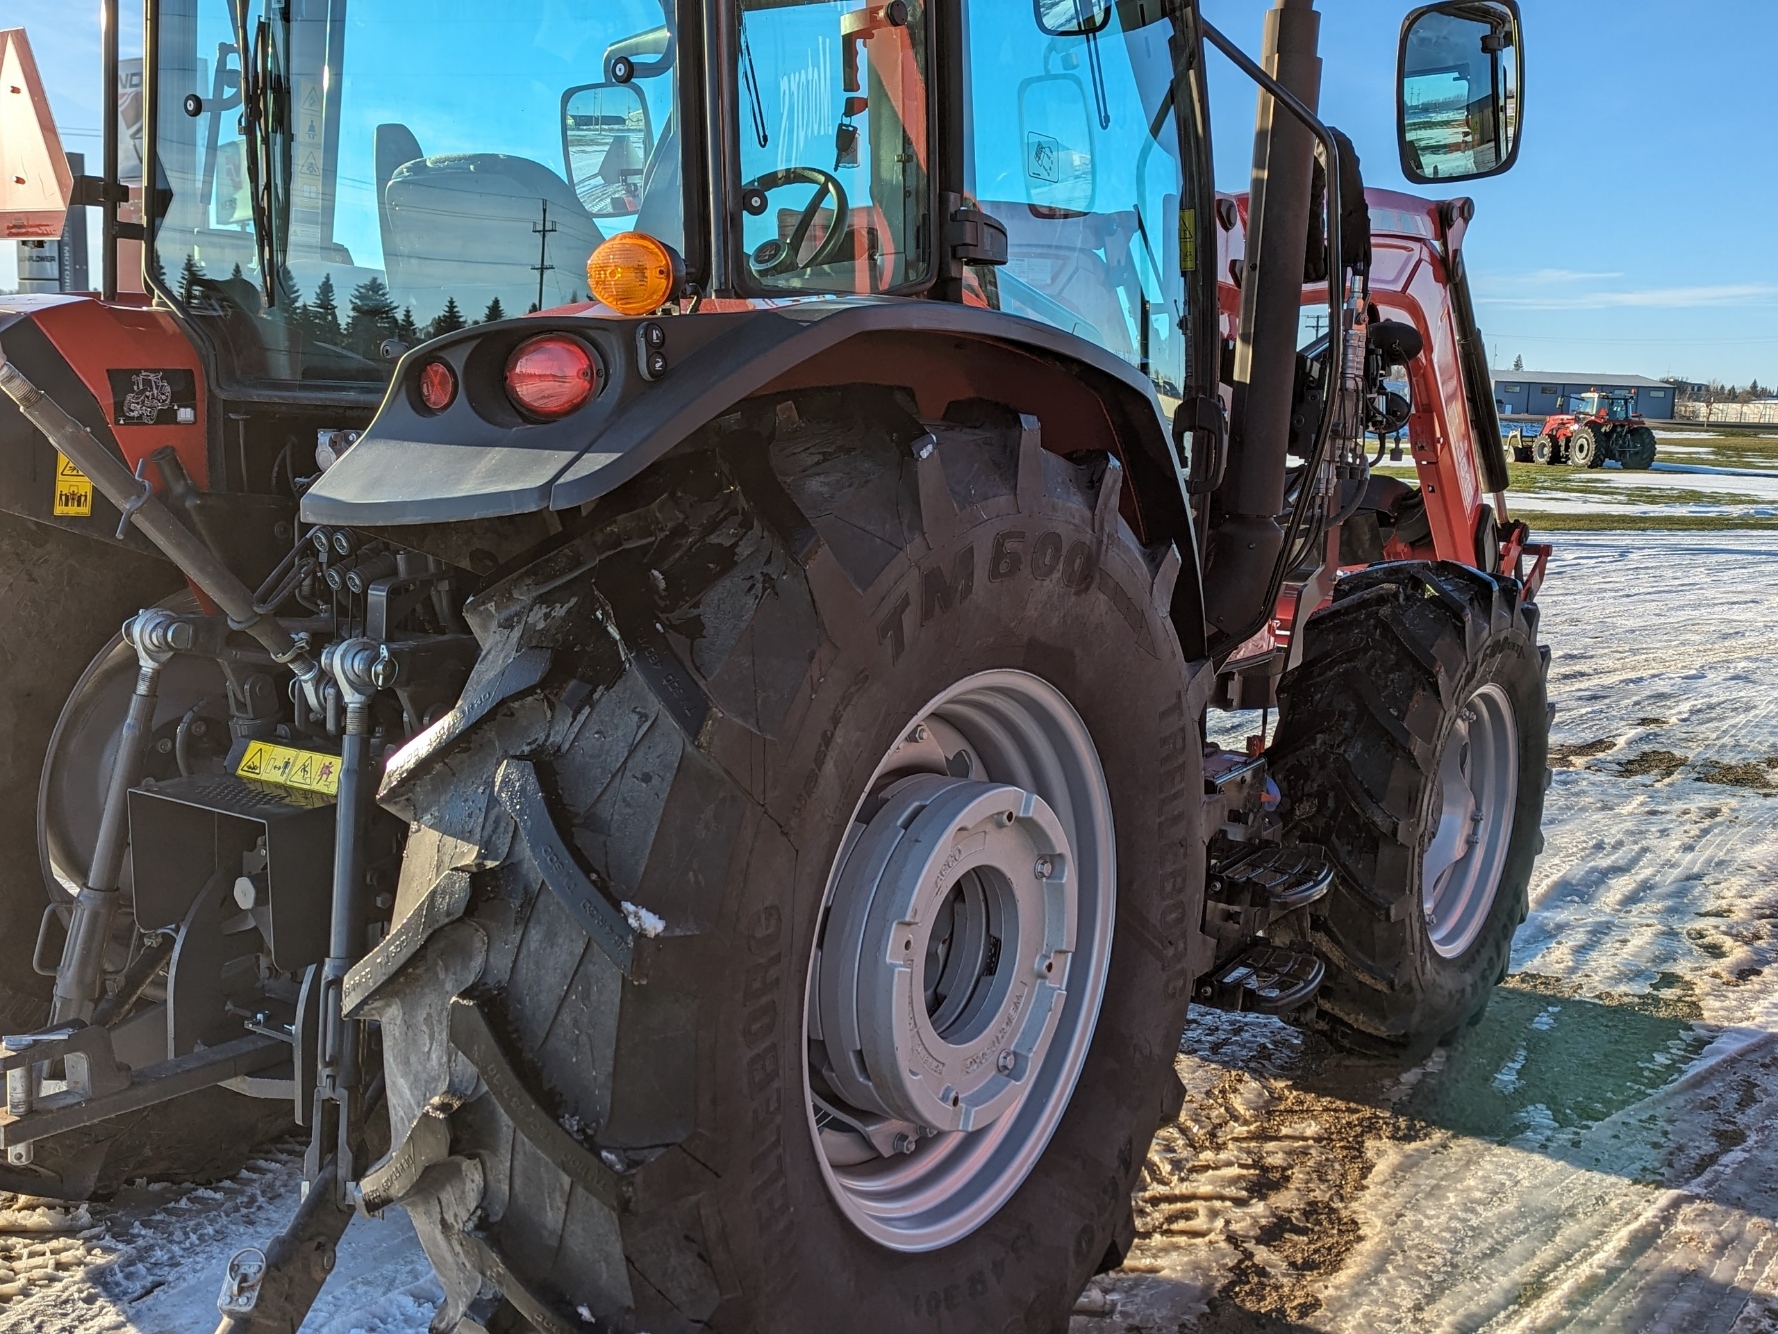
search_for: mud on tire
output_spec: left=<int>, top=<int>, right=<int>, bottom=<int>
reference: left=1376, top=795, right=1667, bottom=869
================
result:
left=359, top=389, right=1207, bottom=1332
left=1268, top=561, right=1549, bottom=1055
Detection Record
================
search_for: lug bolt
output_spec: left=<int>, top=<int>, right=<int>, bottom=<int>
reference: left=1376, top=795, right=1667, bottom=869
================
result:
left=1034, top=855, right=1054, bottom=880
left=908, top=723, right=928, bottom=743
left=996, top=1049, right=1016, bottom=1074
left=892, top=1132, right=917, bottom=1155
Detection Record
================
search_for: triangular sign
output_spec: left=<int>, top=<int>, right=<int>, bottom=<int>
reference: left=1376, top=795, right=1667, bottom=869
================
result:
left=0, top=29, right=74, bottom=240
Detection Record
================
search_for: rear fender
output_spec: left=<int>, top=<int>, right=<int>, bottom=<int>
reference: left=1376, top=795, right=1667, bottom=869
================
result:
left=304, top=301, right=1205, bottom=655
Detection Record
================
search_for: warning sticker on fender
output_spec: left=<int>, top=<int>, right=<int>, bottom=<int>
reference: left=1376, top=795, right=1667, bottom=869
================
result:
left=237, top=740, right=341, bottom=797
left=53, top=453, right=93, bottom=517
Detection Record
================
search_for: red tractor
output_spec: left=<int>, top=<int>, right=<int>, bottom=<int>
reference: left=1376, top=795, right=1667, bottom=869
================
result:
left=1532, top=389, right=1658, bottom=468
left=0, top=2, right=1539, bottom=1329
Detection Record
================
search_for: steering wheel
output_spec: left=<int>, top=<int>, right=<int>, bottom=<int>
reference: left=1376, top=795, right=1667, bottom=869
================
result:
left=741, top=167, right=851, bottom=276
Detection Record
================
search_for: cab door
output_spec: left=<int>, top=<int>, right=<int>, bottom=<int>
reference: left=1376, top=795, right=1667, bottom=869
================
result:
left=955, top=0, right=1216, bottom=415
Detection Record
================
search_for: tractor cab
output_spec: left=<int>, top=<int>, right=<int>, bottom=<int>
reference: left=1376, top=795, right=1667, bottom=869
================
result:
left=145, top=0, right=1198, bottom=410
left=1570, top=390, right=1635, bottom=422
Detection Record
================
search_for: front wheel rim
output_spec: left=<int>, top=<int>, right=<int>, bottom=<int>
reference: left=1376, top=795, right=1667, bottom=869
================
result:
left=802, top=669, right=1116, bottom=1252
left=1422, top=682, right=1519, bottom=959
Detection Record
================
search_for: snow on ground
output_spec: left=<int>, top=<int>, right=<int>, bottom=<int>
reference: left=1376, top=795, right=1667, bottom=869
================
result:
left=1078, top=531, right=1778, bottom=1332
left=3, top=534, right=1776, bottom=1332
left=0, top=1150, right=439, bottom=1332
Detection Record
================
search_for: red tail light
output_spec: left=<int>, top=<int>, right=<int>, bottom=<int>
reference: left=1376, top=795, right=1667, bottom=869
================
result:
left=417, top=360, right=457, bottom=412
left=505, top=335, right=598, bottom=420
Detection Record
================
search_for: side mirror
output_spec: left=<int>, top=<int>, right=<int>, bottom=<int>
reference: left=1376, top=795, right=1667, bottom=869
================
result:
left=1034, top=0, right=1110, bottom=38
left=560, top=82, right=655, bottom=219
left=1017, top=75, right=1096, bottom=215
left=1397, top=0, right=1523, bottom=183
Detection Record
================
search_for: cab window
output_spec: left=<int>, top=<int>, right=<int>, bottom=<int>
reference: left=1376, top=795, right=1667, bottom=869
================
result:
left=731, top=0, right=933, bottom=294
left=962, top=0, right=1197, bottom=404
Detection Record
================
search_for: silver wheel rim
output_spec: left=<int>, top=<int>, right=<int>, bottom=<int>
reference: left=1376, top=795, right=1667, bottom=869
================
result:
left=1422, top=682, right=1518, bottom=959
left=802, top=669, right=1115, bottom=1252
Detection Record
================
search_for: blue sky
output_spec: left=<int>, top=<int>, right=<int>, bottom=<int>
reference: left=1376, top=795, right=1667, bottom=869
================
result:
left=8, top=0, right=1777, bottom=385
left=1198, top=0, right=1778, bottom=385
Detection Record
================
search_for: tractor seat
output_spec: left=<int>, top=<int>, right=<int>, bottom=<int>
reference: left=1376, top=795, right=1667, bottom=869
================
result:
left=379, top=149, right=606, bottom=316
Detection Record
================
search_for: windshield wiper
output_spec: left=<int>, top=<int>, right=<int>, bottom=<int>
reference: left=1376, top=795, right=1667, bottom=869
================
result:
left=229, top=0, right=278, bottom=307
left=738, top=12, right=769, bottom=148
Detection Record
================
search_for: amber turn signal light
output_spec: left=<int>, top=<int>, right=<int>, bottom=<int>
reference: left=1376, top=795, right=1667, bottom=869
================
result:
left=587, top=232, right=679, bottom=317
left=504, top=335, right=599, bottom=420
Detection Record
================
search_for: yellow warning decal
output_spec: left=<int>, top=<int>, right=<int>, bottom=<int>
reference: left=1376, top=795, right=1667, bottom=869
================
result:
left=53, top=453, right=93, bottom=518
left=1179, top=208, right=1198, bottom=273
left=237, top=740, right=341, bottom=797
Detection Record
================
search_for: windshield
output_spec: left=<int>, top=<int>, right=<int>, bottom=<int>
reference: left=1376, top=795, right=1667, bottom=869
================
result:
left=151, top=0, right=684, bottom=387
left=730, top=0, right=932, bottom=294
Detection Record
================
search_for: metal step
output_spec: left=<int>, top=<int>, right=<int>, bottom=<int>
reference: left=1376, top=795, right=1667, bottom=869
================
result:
left=1211, top=842, right=1334, bottom=911
left=1196, top=945, right=1326, bottom=1015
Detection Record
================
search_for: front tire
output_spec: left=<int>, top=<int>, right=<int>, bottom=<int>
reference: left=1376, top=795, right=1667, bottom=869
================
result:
left=368, top=393, right=1204, bottom=1331
left=1570, top=426, right=1602, bottom=468
left=1268, top=562, right=1549, bottom=1054
left=1531, top=433, right=1556, bottom=465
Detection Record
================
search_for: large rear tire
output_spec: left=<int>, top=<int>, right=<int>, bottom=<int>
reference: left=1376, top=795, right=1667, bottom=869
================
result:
left=0, top=519, right=295, bottom=1202
left=365, top=393, right=1205, bottom=1332
left=1625, top=426, right=1657, bottom=470
left=0, top=512, right=173, bottom=1032
left=1268, top=562, right=1549, bottom=1055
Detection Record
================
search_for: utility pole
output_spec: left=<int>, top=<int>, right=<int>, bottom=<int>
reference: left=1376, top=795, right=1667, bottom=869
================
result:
left=531, top=199, right=557, bottom=313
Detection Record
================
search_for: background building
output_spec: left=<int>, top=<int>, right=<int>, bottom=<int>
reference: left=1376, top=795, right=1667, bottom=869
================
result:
left=1492, top=370, right=1676, bottom=420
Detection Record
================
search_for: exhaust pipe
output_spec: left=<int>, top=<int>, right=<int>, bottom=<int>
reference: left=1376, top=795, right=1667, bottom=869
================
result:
left=1204, top=0, right=1323, bottom=644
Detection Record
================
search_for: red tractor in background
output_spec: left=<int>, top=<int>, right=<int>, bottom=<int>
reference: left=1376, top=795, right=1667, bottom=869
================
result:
left=1531, top=389, right=1658, bottom=468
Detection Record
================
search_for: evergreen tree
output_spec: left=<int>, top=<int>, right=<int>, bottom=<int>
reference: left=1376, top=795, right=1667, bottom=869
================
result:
left=347, top=275, right=400, bottom=355
left=1512, top=354, right=1523, bottom=371
left=397, top=306, right=420, bottom=344
left=273, top=265, right=304, bottom=321
left=481, top=296, right=506, bottom=323
left=178, top=253, right=206, bottom=307
left=231, top=262, right=244, bottom=280
left=428, top=297, right=467, bottom=338
left=309, top=273, right=341, bottom=341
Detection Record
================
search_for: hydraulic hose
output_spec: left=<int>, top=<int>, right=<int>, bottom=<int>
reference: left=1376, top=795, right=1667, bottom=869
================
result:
left=0, top=349, right=322, bottom=692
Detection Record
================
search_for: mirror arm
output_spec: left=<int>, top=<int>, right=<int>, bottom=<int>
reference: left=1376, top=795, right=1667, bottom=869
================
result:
left=1199, top=16, right=1347, bottom=655
left=1199, top=17, right=1342, bottom=399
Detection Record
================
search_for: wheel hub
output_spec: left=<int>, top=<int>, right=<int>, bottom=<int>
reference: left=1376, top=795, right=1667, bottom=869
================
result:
left=815, top=775, right=1074, bottom=1135
left=802, top=669, right=1115, bottom=1251
left=1422, top=682, right=1518, bottom=958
